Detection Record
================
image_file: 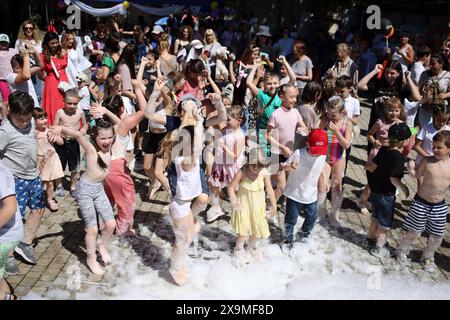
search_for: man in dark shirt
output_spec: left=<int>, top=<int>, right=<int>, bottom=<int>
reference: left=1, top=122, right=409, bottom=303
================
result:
left=364, top=123, right=411, bottom=258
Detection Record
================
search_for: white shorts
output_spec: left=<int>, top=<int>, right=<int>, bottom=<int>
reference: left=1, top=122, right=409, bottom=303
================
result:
left=169, top=198, right=193, bottom=219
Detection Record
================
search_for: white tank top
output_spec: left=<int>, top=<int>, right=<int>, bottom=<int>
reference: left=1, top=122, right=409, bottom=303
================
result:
left=148, top=102, right=167, bottom=131
left=174, top=156, right=202, bottom=201
left=111, top=133, right=130, bottom=160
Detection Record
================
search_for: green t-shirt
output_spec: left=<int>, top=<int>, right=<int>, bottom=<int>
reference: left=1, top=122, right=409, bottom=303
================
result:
left=257, top=89, right=281, bottom=130
left=256, top=89, right=281, bottom=156
left=102, top=55, right=116, bottom=75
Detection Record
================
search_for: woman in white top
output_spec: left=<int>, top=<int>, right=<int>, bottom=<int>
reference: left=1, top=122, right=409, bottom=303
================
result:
left=203, top=29, right=223, bottom=79
left=15, top=20, right=44, bottom=102
left=390, top=32, right=415, bottom=74
left=60, top=31, right=92, bottom=87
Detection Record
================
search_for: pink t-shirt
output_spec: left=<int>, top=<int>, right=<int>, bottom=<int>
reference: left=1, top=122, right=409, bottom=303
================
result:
left=267, top=107, right=303, bottom=155
left=0, top=49, right=18, bottom=80
left=176, top=79, right=204, bottom=101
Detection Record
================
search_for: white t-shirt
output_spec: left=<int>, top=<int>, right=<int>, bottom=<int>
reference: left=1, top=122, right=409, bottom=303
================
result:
left=416, top=123, right=450, bottom=164
left=344, top=96, right=360, bottom=119
left=174, top=156, right=202, bottom=201
left=6, top=73, right=39, bottom=108
left=403, top=98, right=420, bottom=128
left=0, top=160, right=24, bottom=243
left=410, top=62, right=425, bottom=85
left=78, top=86, right=90, bottom=111
left=283, top=148, right=326, bottom=204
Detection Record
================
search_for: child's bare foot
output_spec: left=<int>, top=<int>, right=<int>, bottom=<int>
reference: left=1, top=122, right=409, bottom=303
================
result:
left=249, top=248, right=263, bottom=262
left=87, top=257, right=105, bottom=275
left=97, top=244, right=111, bottom=265
left=169, top=267, right=189, bottom=286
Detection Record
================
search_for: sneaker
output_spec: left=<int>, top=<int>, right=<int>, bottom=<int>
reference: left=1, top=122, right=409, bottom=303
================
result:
left=362, top=237, right=376, bottom=250
left=395, top=252, right=410, bottom=265
left=421, top=258, right=437, bottom=273
left=297, top=232, right=310, bottom=244
left=14, top=242, right=37, bottom=265
left=370, top=246, right=390, bottom=258
left=5, top=256, right=19, bottom=276
left=55, top=186, right=65, bottom=197
left=281, top=239, right=294, bottom=252
left=70, top=190, right=77, bottom=198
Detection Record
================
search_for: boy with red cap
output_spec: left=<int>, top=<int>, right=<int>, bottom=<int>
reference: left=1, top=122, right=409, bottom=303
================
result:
left=280, top=129, right=329, bottom=248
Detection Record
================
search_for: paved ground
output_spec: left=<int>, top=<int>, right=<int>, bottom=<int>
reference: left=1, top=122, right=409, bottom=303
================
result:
left=6, top=98, right=450, bottom=298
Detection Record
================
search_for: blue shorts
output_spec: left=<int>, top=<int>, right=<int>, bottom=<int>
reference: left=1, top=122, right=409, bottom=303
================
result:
left=370, top=192, right=396, bottom=230
left=14, top=177, right=45, bottom=217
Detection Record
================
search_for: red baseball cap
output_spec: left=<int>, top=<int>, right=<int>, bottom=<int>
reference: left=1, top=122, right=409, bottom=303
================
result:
left=307, top=129, right=328, bottom=156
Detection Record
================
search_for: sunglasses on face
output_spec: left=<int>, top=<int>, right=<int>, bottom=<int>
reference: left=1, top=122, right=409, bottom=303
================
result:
left=23, top=27, right=34, bottom=31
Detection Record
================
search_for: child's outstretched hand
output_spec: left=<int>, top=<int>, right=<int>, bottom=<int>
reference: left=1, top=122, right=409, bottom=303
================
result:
left=154, top=76, right=168, bottom=91
left=89, top=102, right=106, bottom=118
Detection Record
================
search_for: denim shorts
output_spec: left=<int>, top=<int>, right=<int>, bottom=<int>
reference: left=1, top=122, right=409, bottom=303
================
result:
left=370, top=192, right=396, bottom=230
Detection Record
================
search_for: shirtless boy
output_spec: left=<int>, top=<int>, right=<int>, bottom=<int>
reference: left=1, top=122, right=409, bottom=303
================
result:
left=54, top=89, right=88, bottom=196
left=396, top=131, right=450, bottom=272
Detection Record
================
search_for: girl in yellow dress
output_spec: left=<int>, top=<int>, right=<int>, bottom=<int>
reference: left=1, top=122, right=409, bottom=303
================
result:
left=228, top=150, right=277, bottom=262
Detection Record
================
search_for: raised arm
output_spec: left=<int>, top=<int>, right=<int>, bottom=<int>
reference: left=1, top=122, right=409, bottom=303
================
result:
left=358, top=64, right=383, bottom=91
left=144, top=77, right=167, bottom=125
left=206, top=71, right=222, bottom=95
left=405, top=71, right=421, bottom=101
left=117, top=80, right=146, bottom=136
left=278, top=55, right=297, bottom=85
left=205, top=93, right=227, bottom=128
left=246, top=64, right=260, bottom=97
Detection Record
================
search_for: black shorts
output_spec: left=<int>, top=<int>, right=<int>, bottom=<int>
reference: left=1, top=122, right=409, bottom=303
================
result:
left=143, top=131, right=167, bottom=154
left=138, top=118, right=149, bottom=133
left=55, top=139, right=81, bottom=172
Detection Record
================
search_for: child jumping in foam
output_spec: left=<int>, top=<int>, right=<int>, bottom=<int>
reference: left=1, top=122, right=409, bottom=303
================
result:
left=280, top=129, right=328, bottom=248
left=228, top=149, right=277, bottom=264
left=207, top=105, right=246, bottom=222
left=364, top=123, right=411, bottom=257
left=50, top=104, right=120, bottom=275
left=396, top=131, right=450, bottom=272
left=317, top=96, right=352, bottom=228
left=360, top=97, right=406, bottom=214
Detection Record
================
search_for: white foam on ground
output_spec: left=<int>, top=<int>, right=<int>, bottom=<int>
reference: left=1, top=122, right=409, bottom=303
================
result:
left=23, top=218, right=450, bottom=300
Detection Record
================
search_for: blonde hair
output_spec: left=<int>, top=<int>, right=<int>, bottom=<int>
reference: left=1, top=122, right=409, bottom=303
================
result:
left=158, top=33, right=170, bottom=53
left=61, top=31, right=76, bottom=50
left=204, top=29, right=217, bottom=44
left=383, top=96, right=407, bottom=122
left=17, top=20, right=44, bottom=43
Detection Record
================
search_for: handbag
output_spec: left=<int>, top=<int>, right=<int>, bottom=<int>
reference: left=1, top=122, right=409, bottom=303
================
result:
left=50, top=58, right=73, bottom=92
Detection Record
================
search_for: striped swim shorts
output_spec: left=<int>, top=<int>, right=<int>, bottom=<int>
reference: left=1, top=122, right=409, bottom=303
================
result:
left=403, top=194, right=448, bottom=237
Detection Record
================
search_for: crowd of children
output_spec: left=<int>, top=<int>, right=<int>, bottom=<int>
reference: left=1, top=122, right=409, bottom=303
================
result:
left=0, top=15, right=449, bottom=297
